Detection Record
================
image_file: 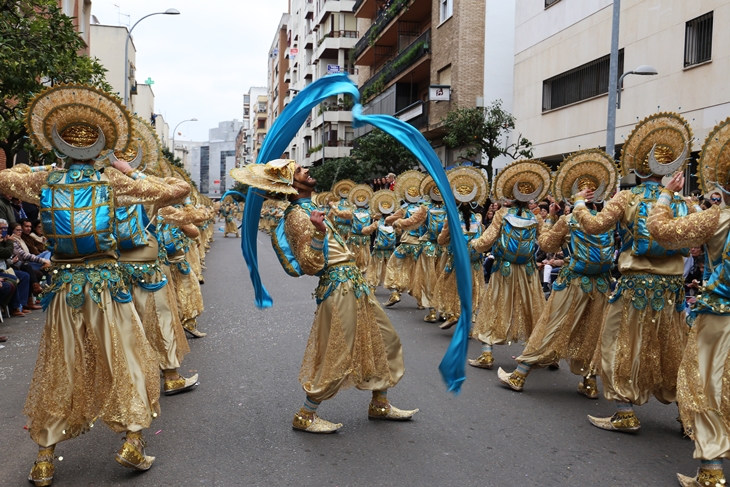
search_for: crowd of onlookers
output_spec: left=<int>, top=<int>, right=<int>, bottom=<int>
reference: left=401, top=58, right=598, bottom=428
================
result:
left=0, top=191, right=51, bottom=344
left=370, top=173, right=396, bottom=191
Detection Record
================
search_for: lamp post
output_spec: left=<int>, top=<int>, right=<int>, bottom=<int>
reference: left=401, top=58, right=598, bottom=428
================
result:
left=123, top=8, right=180, bottom=107
left=617, top=65, right=658, bottom=109
left=172, top=118, right=198, bottom=166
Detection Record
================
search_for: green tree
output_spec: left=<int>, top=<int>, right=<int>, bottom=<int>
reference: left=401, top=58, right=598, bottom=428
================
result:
left=0, top=0, right=113, bottom=166
left=349, top=128, right=418, bottom=176
left=309, top=157, right=372, bottom=193
left=442, top=100, right=533, bottom=179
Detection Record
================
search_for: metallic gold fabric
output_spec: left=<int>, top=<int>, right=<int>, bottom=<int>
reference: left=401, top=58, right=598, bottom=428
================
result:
left=187, top=242, right=203, bottom=281
left=366, top=250, right=392, bottom=288
left=598, top=280, right=686, bottom=405
left=23, top=284, right=160, bottom=447
left=472, top=263, right=545, bottom=345
left=168, top=254, right=204, bottom=324
left=410, top=252, right=446, bottom=309
left=435, top=262, right=484, bottom=318
left=224, top=219, right=238, bottom=235
left=647, top=198, right=721, bottom=250
left=517, top=274, right=607, bottom=375
left=384, top=251, right=418, bottom=295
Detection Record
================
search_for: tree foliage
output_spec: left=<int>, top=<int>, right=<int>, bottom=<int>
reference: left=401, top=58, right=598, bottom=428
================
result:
left=0, top=0, right=113, bottom=166
left=309, top=157, right=372, bottom=193
left=442, top=100, right=533, bottom=179
left=349, top=128, right=418, bottom=176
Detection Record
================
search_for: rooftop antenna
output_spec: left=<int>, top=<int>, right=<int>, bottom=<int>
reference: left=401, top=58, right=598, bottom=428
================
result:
left=114, top=4, right=130, bottom=28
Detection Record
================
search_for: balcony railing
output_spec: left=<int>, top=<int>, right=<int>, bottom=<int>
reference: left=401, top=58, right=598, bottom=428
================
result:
left=360, top=29, right=430, bottom=103
left=351, top=0, right=410, bottom=61
left=353, top=0, right=365, bottom=13
left=395, top=100, right=428, bottom=130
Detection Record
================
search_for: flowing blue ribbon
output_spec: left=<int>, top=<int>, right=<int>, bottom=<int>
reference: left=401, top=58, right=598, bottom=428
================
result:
left=240, top=73, right=472, bottom=393
left=220, top=190, right=248, bottom=202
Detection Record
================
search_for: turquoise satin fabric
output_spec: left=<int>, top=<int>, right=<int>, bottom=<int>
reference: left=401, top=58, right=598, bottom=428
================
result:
left=241, top=73, right=473, bottom=393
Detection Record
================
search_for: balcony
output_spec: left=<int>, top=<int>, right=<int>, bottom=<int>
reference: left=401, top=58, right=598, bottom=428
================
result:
left=360, top=29, right=430, bottom=103
left=315, top=0, right=356, bottom=26
left=284, top=68, right=291, bottom=83
left=315, top=31, right=359, bottom=60
left=308, top=142, right=354, bottom=163
left=352, top=0, right=421, bottom=63
left=313, top=109, right=354, bottom=128
left=395, top=100, right=428, bottom=130
left=305, top=0, right=314, bottom=19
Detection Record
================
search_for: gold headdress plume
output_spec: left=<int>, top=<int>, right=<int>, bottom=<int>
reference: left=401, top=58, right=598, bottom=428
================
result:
left=621, top=112, right=693, bottom=178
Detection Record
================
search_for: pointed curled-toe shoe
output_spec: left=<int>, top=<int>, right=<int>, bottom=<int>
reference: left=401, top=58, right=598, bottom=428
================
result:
left=292, top=409, right=342, bottom=434
left=115, top=434, right=155, bottom=471
left=383, top=292, right=401, bottom=307
left=439, top=316, right=458, bottom=330
left=183, top=323, right=207, bottom=338
left=587, top=411, right=641, bottom=433
left=368, top=403, right=419, bottom=421
left=164, top=373, right=199, bottom=396
left=468, top=351, right=494, bottom=369
left=577, top=378, right=599, bottom=399
left=497, top=367, right=526, bottom=392
left=28, top=455, right=54, bottom=487
left=677, top=469, right=727, bottom=487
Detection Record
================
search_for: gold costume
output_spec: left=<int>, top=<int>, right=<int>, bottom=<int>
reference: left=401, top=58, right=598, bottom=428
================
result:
left=0, top=165, right=190, bottom=446
left=383, top=205, right=427, bottom=299
left=572, top=189, right=688, bottom=405
left=470, top=206, right=546, bottom=346
left=286, top=203, right=405, bottom=402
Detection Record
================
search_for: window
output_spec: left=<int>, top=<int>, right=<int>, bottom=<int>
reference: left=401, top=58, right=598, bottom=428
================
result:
left=439, top=0, right=453, bottom=23
left=685, top=12, right=713, bottom=67
left=545, top=0, right=561, bottom=8
left=542, top=49, right=624, bottom=112
left=200, top=146, right=209, bottom=193
left=220, top=150, right=235, bottom=192
left=438, top=65, right=452, bottom=86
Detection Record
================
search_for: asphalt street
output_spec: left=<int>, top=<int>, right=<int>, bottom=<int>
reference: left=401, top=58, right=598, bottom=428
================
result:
left=0, top=227, right=700, bottom=486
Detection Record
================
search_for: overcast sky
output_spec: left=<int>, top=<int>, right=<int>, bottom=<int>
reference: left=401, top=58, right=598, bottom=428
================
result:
left=91, top=0, right=288, bottom=142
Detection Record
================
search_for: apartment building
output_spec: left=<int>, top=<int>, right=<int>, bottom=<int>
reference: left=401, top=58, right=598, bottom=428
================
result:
left=512, top=0, right=730, bottom=185
left=60, top=0, right=92, bottom=54
left=253, top=94, right=269, bottom=164
left=351, top=0, right=486, bottom=165
left=236, top=87, right=267, bottom=167
left=190, top=121, right=243, bottom=197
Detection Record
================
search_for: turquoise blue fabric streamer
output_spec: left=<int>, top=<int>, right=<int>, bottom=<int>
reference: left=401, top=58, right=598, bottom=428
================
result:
left=220, top=190, right=248, bottom=202
left=240, top=73, right=472, bottom=393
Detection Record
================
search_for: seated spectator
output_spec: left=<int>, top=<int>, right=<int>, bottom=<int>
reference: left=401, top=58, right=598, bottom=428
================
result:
left=0, top=219, right=35, bottom=315
left=10, top=197, right=27, bottom=221
left=8, top=221, right=49, bottom=295
left=30, top=219, right=46, bottom=248
left=19, top=218, right=47, bottom=256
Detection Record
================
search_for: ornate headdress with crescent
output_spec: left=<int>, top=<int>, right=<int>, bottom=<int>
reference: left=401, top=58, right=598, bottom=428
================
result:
left=447, top=166, right=489, bottom=205
left=348, top=184, right=374, bottom=208
left=419, top=175, right=442, bottom=202
left=332, top=179, right=356, bottom=199
left=492, top=159, right=551, bottom=203
left=698, top=117, right=730, bottom=195
left=25, top=83, right=132, bottom=161
left=371, top=189, right=398, bottom=217
left=552, top=149, right=618, bottom=203
left=621, top=112, right=693, bottom=179
left=394, top=170, right=425, bottom=204
left=108, top=115, right=161, bottom=172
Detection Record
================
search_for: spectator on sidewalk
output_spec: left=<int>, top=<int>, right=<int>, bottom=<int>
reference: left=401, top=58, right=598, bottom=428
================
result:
left=8, top=221, right=49, bottom=295
left=0, top=219, right=35, bottom=315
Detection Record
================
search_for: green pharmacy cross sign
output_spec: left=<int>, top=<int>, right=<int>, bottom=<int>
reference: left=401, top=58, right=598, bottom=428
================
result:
left=145, top=77, right=155, bottom=85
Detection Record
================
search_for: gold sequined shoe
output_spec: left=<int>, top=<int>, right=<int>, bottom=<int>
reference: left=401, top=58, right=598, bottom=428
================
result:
left=439, top=316, right=458, bottom=330
left=115, top=433, right=155, bottom=471
left=28, top=448, right=55, bottom=487
left=368, top=403, right=419, bottom=421
left=677, top=469, right=727, bottom=487
left=383, top=291, right=401, bottom=307
left=468, top=351, right=493, bottom=369
left=164, top=373, right=199, bottom=396
left=423, top=309, right=438, bottom=323
left=587, top=411, right=641, bottom=433
left=497, top=367, right=525, bottom=392
left=183, top=321, right=207, bottom=338
left=577, top=378, right=599, bottom=399
left=292, top=408, right=342, bottom=434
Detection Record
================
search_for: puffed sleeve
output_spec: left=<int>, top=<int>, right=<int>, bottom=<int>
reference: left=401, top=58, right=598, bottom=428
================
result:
left=437, top=220, right=451, bottom=246
left=285, top=207, right=325, bottom=276
left=470, top=207, right=506, bottom=253
left=328, top=205, right=353, bottom=220
left=106, top=167, right=190, bottom=208
left=0, top=164, right=48, bottom=206
left=361, top=219, right=379, bottom=236
left=394, top=205, right=427, bottom=230
left=158, top=205, right=210, bottom=226
left=538, top=215, right=570, bottom=253
left=647, top=192, right=720, bottom=249
left=572, top=190, right=629, bottom=234
left=384, top=208, right=405, bottom=225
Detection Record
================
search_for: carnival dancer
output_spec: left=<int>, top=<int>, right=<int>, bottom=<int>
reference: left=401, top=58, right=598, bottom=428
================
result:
left=363, top=190, right=398, bottom=289
left=222, top=198, right=239, bottom=237
left=383, top=170, right=427, bottom=307
left=434, top=166, right=489, bottom=330
left=231, top=160, right=417, bottom=433
left=571, top=112, right=691, bottom=433
left=3, top=84, right=191, bottom=486
left=645, top=118, right=730, bottom=486
left=331, top=179, right=355, bottom=241
left=498, top=150, right=618, bottom=395
left=413, top=175, right=448, bottom=323
left=468, top=160, right=551, bottom=370
left=111, top=118, right=199, bottom=398
left=328, top=184, right=373, bottom=274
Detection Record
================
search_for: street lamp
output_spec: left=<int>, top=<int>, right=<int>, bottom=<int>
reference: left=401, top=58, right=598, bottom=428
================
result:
left=123, top=8, right=180, bottom=107
left=617, top=65, right=658, bottom=109
left=172, top=118, right=198, bottom=165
